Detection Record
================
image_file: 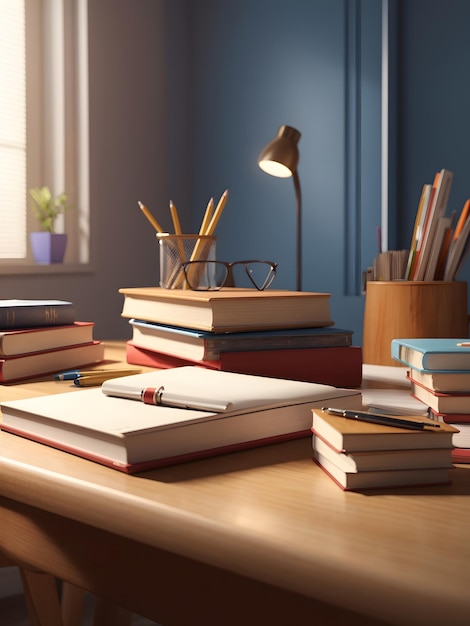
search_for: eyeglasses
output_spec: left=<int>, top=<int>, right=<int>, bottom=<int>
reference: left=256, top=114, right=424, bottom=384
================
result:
left=181, top=260, right=278, bottom=291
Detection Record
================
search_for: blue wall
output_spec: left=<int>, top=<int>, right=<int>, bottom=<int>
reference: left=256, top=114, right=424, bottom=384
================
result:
left=169, top=0, right=470, bottom=344
left=187, top=0, right=348, bottom=285
left=397, top=0, right=470, bottom=296
left=163, top=0, right=384, bottom=346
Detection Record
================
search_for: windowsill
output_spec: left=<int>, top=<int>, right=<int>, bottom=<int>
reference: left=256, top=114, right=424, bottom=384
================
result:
left=0, top=262, right=95, bottom=276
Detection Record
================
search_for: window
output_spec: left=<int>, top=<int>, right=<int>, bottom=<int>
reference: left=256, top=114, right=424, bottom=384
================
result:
left=0, top=0, right=89, bottom=268
left=0, top=0, right=26, bottom=258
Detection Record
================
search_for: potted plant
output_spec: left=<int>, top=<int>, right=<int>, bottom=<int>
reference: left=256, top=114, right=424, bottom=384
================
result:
left=29, top=186, right=72, bottom=264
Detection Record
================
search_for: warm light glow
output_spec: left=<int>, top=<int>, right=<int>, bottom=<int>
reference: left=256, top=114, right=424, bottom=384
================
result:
left=258, top=160, right=292, bottom=178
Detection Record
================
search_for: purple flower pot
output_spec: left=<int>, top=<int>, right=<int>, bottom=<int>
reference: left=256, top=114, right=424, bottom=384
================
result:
left=30, top=232, right=68, bottom=264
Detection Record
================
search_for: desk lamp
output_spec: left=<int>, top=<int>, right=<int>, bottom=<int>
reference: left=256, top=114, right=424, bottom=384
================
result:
left=258, top=125, right=302, bottom=291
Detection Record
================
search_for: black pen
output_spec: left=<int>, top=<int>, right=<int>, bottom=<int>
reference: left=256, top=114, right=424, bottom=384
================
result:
left=322, top=407, right=441, bottom=431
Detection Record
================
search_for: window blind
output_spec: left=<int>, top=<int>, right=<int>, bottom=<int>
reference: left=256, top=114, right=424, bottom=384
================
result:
left=0, top=0, right=27, bottom=258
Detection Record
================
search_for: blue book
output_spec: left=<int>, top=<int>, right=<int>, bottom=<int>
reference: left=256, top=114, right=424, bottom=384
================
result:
left=129, top=319, right=353, bottom=362
left=391, top=338, right=470, bottom=372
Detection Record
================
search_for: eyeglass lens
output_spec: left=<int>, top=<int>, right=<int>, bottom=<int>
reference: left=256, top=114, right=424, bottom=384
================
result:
left=184, top=261, right=228, bottom=290
left=236, top=261, right=276, bottom=290
left=183, top=261, right=276, bottom=290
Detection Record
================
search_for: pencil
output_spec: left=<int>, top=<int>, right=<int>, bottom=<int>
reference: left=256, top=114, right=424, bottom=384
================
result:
left=138, top=201, right=164, bottom=233
left=55, top=368, right=141, bottom=381
left=74, top=370, right=141, bottom=387
left=199, top=197, right=214, bottom=236
left=204, top=189, right=229, bottom=236
left=169, top=200, right=182, bottom=235
left=179, top=190, right=228, bottom=289
left=169, top=200, right=187, bottom=288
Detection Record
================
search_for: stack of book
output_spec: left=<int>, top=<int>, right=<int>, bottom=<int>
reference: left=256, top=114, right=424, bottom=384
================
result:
left=311, top=407, right=457, bottom=490
left=119, top=287, right=363, bottom=387
left=0, top=299, right=104, bottom=382
left=391, top=337, right=470, bottom=464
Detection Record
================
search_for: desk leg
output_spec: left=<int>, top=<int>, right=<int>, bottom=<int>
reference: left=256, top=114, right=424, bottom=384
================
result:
left=61, top=582, right=85, bottom=626
left=61, top=582, right=133, bottom=626
left=0, top=552, right=14, bottom=567
left=93, top=597, right=133, bottom=626
left=20, top=567, right=63, bottom=626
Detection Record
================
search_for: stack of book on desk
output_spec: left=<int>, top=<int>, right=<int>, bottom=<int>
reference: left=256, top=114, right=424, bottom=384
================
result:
left=311, top=408, right=457, bottom=490
left=119, top=287, right=363, bottom=387
left=0, top=300, right=104, bottom=382
left=392, top=337, right=470, bottom=464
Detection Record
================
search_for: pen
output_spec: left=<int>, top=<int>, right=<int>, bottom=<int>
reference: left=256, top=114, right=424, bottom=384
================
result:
left=56, top=368, right=141, bottom=381
left=103, top=384, right=231, bottom=412
left=322, top=407, right=441, bottom=431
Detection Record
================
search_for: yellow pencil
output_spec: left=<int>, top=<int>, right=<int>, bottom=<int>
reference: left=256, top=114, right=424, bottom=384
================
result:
left=169, top=200, right=182, bottom=235
left=181, top=191, right=228, bottom=289
left=199, top=197, right=214, bottom=236
left=55, top=368, right=141, bottom=381
left=204, top=189, right=229, bottom=236
left=138, top=201, right=164, bottom=233
left=169, top=200, right=187, bottom=288
left=73, top=370, right=141, bottom=387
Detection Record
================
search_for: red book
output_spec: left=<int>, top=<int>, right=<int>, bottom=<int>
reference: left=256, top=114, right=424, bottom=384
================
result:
left=452, top=448, right=470, bottom=464
left=0, top=321, right=96, bottom=356
left=0, top=341, right=105, bottom=382
left=430, top=409, right=470, bottom=424
left=126, top=341, right=363, bottom=388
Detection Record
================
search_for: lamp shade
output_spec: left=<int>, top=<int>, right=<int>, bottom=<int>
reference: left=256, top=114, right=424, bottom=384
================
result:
left=258, top=125, right=301, bottom=178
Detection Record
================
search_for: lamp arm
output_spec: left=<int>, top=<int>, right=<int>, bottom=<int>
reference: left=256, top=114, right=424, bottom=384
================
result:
left=292, top=169, right=302, bottom=291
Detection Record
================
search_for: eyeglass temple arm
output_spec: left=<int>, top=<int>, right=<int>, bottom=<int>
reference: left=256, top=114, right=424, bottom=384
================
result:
left=225, top=265, right=236, bottom=287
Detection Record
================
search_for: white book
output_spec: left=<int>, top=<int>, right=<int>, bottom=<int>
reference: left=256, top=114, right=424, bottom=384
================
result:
left=313, top=436, right=453, bottom=473
left=313, top=450, right=451, bottom=491
left=0, top=367, right=362, bottom=473
left=362, top=388, right=430, bottom=417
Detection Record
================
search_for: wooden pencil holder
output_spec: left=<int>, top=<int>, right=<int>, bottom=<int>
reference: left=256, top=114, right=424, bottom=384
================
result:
left=362, top=281, right=469, bottom=366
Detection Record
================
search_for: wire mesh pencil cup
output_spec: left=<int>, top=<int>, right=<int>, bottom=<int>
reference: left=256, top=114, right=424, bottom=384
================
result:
left=157, top=233, right=217, bottom=289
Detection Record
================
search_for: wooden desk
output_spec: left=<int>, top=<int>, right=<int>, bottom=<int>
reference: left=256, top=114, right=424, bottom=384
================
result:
left=1, top=342, right=469, bottom=626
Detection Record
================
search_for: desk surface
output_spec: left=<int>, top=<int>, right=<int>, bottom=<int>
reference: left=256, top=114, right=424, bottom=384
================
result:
left=1, top=342, right=469, bottom=626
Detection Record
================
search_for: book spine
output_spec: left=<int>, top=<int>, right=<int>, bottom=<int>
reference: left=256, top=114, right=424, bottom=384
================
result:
left=0, top=304, right=75, bottom=329
left=219, top=347, right=363, bottom=387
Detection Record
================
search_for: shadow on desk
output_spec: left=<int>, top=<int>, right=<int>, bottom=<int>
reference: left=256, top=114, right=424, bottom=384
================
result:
left=143, top=437, right=312, bottom=483
left=140, top=437, right=470, bottom=498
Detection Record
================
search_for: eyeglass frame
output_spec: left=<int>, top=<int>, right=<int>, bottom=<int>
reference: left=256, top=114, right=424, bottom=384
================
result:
left=180, top=259, right=278, bottom=291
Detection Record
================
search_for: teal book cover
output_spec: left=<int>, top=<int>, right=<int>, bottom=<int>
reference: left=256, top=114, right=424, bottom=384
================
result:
left=391, top=338, right=470, bottom=372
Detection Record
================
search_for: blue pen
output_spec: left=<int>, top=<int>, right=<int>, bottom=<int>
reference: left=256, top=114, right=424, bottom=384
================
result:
left=55, top=370, right=83, bottom=380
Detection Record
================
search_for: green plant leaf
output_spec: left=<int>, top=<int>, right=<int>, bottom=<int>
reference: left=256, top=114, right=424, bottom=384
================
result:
left=29, top=186, right=72, bottom=233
